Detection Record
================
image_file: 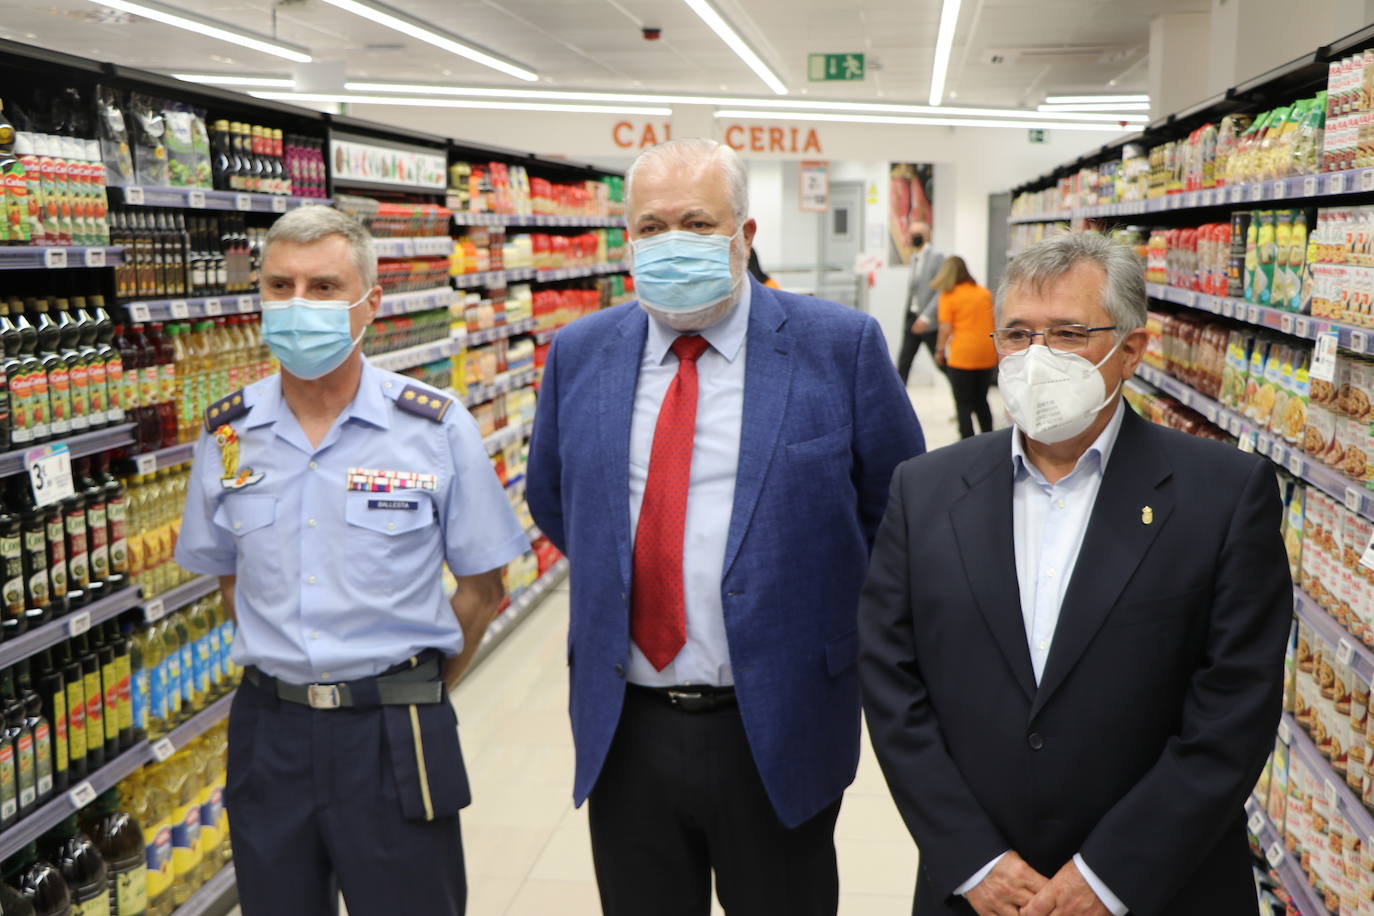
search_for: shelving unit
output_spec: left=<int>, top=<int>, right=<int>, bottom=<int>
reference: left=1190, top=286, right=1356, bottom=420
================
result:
left=1245, top=795, right=1325, bottom=916
left=482, top=419, right=535, bottom=457
left=1144, top=283, right=1373, bottom=354
left=450, top=210, right=623, bottom=229
left=108, top=186, right=327, bottom=214
left=459, top=368, right=538, bottom=410
left=464, top=317, right=536, bottom=346
left=452, top=262, right=628, bottom=290
left=0, top=588, right=142, bottom=670
left=0, top=424, right=136, bottom=477
left=470, top=559, right=568, bottom=671
left=0, top=247, right=123, bottom=271
left=372, top=237, right=453, bottom=259
left=126, top=295, right=260, bottom=324
left=375, top=286, right=456, bottom=318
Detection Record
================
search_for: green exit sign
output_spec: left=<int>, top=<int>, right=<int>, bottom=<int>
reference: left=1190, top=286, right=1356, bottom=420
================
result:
left=808, top=53, right=865, bottom=81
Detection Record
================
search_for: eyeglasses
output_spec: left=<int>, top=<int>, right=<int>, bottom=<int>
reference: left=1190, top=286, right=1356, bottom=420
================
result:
left=990, top=324, right=1118, bottom=354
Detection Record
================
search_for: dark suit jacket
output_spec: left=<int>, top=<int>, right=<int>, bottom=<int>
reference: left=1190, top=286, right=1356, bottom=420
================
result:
left=858, top=407, right=1292, bottom=915
left=527, top=278, right=924, bottom=827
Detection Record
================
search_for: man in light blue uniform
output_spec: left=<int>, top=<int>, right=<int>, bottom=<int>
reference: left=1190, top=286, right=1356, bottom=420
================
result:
left=175, top=206, right=527, bottom=916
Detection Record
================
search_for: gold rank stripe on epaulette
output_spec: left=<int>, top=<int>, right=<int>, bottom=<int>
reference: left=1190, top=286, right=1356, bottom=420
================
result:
left=204, top=389, right=249, bottom=432
left=397, top=385, right=453, bottom=423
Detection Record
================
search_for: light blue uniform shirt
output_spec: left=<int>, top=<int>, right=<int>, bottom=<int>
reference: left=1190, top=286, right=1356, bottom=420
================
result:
left=174, top=359, right=530, bottom=685
left=626, top=282, right=751, bottom=687
left=956, top=400, right=1129, bottom=914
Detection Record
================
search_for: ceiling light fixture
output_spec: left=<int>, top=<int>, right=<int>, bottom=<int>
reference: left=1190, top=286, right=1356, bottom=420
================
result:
left=714, top=109, right=1134, bottom=132
left=315, top=0, right=537, bottom=82
left=928, top=0, right=962, bottom=105
left=679, top=0, right=787, bottom=95
left=249, top=91, right=670, bottom=116
left=172, top=74, right=295, bottom=88
left=84, top=0, right=312, bottom=62
left=1044, top=93, right=1149, bottom=104
left=1037, top=102, right=1151, bottom=112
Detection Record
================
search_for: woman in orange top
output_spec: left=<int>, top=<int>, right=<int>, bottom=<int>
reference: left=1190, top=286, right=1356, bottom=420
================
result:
left=932, top=256, right=998, bottom=439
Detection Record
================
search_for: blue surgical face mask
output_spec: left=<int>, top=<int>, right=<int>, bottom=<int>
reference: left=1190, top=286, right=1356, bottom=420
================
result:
left=632, top=229, right=743, bottom=318
left=261, top=294, right=369, bottom=380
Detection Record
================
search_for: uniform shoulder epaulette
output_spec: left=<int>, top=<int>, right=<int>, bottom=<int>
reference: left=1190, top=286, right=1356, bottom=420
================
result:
left=204, top=389, right=249, bottom=432
left=396, top=385, right=453, bottom=423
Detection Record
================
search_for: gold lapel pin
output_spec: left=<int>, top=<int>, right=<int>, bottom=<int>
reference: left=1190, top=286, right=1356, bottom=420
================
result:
left=1141, top=506, right=1154, bottom=525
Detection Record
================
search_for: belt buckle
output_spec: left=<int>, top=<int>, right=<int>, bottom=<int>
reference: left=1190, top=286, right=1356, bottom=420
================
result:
left=667, top=689, right=704, bottom=709
left=307, top=684, right=342, bottom=709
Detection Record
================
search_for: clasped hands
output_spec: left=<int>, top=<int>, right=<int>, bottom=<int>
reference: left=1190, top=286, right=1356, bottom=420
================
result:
left=966, top=853, right=1110, bottom=916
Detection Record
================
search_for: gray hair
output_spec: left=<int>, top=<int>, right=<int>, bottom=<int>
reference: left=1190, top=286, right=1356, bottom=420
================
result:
left=263, top=205, right=377, bottom=289
left=997, top=231, right=1146, bottom=332
left=625, top=139, right=749, bottom=225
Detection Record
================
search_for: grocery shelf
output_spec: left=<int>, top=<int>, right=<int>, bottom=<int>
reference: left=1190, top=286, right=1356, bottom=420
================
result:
left=368, top=337, right=462, bottom=374
left=1293, top=586, right=1374, bottom=687
left=533, top=327, right=558, bottom=346
left=452, top=262, right=629, bottom=290
left=482, top=419, right=534, bottom=456
left=1244, top=795, right=1326, bottom=916
left=1008, top=166, right=1374, bottom=224
left=449, top=209, right=624, bottom=228
left=376, top=286, right=455, bottom=318
left=453, top=269, right=528, bottom=290
left=0, top=423, right=136, bottom=478
left=0, top=586, right=142, bottom=671
left=1146, top=283, right=1374, bottom=355
left=144, top=575, right=221, bottom=623
left=469, top=558, right=567, bottom=673
left=172, top=862, right=237, bottom=916
left=464, top=316, right=536, bottom=346
left=125, top=294, right=260, bottom=324
left=1284, top=710, right=1374, bottom=870
left=130, top=441, right=198, bottom=475
left=0, top=689, right=235, bottom=863
left=459, top=368, right=537, bottom=410
left=0, top=246, right=123, bottom=271
left=110, top=185, right=326, bottom=214
left=535, top=262, right=629, bottom=283
left=1132, top=365, right=1374, bottom=523
left=373, top=237, right=452, bottom=259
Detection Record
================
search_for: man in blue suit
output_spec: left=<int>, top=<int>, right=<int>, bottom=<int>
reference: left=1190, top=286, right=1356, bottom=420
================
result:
left=527, top=138, right=924, bottom=915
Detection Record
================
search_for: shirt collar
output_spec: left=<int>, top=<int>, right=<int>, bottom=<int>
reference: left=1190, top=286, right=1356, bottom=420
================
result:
left=1011, top=399, right=1126, bottom=486
left=241, top=358, right=392, bottom=431
left=645, top=278, right=752, bottom=366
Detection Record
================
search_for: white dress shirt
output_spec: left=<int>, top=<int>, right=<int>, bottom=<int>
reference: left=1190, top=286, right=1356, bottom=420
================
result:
left=956, top=401, right=1129, bottom=916
left=625, top=282, right=750, bottom=686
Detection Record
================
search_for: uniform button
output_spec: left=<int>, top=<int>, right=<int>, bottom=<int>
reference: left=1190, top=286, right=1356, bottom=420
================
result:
left=310, top=631, right=320, bottom=640
left=387, top=522, right=396, bottom=531
left=1028, top=733, right=1044, bottom=751
left=385, top=382, right=393, bottom=389
left=1038, top=640, right=1048, bottom=651
left=309, top=461, right=319, bottom=470
left=308, top=518, right=318, bottom=528
left=614, top=664, right=625, bottom=678
left=321, top=672, right=331, bottom=679
left=1045, top=568, right=1056, bottom=578
left=307, top=575, right=318, bottom=585
left=1056, top=498, right=1066, bottom=509
left=233, top=522, right=242, bottom=531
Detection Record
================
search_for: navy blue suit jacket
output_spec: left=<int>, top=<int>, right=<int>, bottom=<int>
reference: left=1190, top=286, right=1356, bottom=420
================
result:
left=527, top=278, right=924, bottom=827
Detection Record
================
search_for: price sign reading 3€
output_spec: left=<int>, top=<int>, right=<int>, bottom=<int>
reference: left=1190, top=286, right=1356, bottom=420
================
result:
left=25, top=443, right=75, bottom=508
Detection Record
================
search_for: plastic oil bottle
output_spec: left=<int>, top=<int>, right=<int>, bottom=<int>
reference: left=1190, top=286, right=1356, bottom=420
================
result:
left=38, top=817, right=107, bottom=916
left=156, top=621, right=181, bottom=729
left=124, top=770, right=170, bottom=916
left=185, top=602, right=208, bottom=714
left=79, top=787, right=146, bottom=916
left=165, top=755, right=201, bottom=906
left=170, top=613, right=192, bottom=719
left=3, top=843, right=70, bottom=916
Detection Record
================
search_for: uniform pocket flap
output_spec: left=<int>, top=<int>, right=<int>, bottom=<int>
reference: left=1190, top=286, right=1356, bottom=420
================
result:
left=382, top=701, right=471, bottom=822
left=825, top=629, right=859, bottom=676
left=345, top=493, right=432, bottom=535
left=213, top=494, right=276, bottom=536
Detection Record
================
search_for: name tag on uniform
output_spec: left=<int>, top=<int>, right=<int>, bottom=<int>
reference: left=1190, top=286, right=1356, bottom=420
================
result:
left=369, top=499, right=419, bottom=511
left=347, top=467, right=438, bottom=493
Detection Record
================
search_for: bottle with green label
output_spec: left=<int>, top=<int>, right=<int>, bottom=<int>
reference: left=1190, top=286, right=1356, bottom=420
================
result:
left=0, top=493, right=24, bottom=641
left=2, top=670, right=37, bottom=819
left=18, top=661, right=54, bottom=805
left=39, top=816, right=108, bottom=916
left=0, top=685, right=19, bottom=830
left=75, top=464, right=106, bottom=599
left=3, top=843, right=71, bottom=916
left=9, top=480, right=47, bottom=631
left=31, top=651, right=66, bottom=794
left=55, top=643, right=84, bottom=782
left=79, top=788, right=145, bottom=916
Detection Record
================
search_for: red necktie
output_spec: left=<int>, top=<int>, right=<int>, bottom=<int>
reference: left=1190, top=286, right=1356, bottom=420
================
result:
left=632, top=334, right=711, bottom=671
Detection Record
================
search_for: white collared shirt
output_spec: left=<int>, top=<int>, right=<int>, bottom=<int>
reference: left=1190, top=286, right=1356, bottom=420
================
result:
left=625, top=282, right=751, bottom=686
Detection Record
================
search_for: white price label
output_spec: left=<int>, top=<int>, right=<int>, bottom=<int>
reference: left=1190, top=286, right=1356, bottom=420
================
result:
left=1332, top=173, right=1348, bottom=194
left=128, top=303, right=151, bottom=324
left=124, top=186, right=144, bottom=205
left=169, top=300, right=189, bottom=319
left=1364, top=170, right=1374, bottom=192
left=1266, top=842, right=1284, bottom=867
left=1250, top=183, right=1264, bottom=202
left=187, top=190, right=206, bottom=209
left=1200, top=190, right=1212, bottom=206
left=1238, top=431, right=1256, bottom=453
left=1184, top=291, right=1197, bottom=307
left=271, top=196, right=287, bottom=213
left=135, top=454, right=156, bottom=476
left=151, top=737, right=175, bottom=762
left=1278, top=719, right=1292, bottom=744
left=235, top=193, right=252, bottom=211
left=1288, top=454, right=1304, bottom=477
left=1305, top=175, right=1319, bottom=196
left=1249, top=810, right=1266, bottom=834
left=1273, top=180, right=1286, bottom=199
left=1248, top=305, right=1261, bottom=324
left=1281, top=314, right=1294, bottom=335
left=204, top=298, right=222, bottom=316
left=1202, top=403, right=1218, bottom=423
left=65, top=611, right=91, bottom=638
left=237, top=296, right=255, bottom=313
left=1312, top=330, right=1340, bottom=382
left=143, top=597, right=165, bottom=623
left=1340, top=637, right=1357, bottom=665
left=42, top=248, right=67, bottom=269
left=1258, top=433, right=1272, bottom=455
left=26, top=443, right=75, bottom=508
left=1353, top=330, right=1368, bottom=353
left=1296, top=317, right=1310, bottom=337
left=1361, top=528, right=1374, bottom=573
left=68, top=781, right=96, bottom=809
left=1327, top=779, right=1340, bottom=808
left=1231, top=186, right=1244, bottom=203
left=83, top=248, right=106, bottom=268
left=1348, top=487, right=1365, bottom=513
left=1221, top=301, right=1234, bottom=318
left=1272, top=445, right=1287, bottom=464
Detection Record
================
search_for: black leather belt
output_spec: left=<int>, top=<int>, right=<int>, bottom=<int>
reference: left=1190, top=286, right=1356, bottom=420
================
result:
left=628, top=683, right=737, bottom=713
left=246, top=654, right=445, bottom=709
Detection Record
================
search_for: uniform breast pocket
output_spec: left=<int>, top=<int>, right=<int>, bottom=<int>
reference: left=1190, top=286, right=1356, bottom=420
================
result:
left=212, top=495, right=280, bottom=603
left=344, top=493, right=436, bottom=588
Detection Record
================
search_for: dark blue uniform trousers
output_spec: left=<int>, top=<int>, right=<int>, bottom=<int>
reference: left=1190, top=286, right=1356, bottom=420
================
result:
left=225, top=673, right=468, bottom=916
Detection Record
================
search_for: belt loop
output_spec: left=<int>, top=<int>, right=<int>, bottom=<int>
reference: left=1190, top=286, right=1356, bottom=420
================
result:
left=349, top=677, right=382, bottom=709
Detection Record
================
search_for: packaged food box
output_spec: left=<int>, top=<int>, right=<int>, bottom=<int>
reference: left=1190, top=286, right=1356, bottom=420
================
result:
left=1351, top=673, right=1370, bottom=795
left=1269, top=738, right=1291, bottom=831
left=1285, top=483, right=1306, bottom=581
left=1307, top=403, right=1343, bottom=468
left=1337, top=414, right=1374, bottom=482
left=1339, top=356, right=1374, bottom=421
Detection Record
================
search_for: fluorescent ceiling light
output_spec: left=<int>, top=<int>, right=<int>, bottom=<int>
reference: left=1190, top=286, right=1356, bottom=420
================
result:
left=316, top=0, right=537, bottom=82
left=1038, top=102, right=1150, bottom=112
left=1044, top=94, right=1149, bottom=104
left=680, top=0, right=787, bottom=95
left=928, top=0, right=962, bottom=105
left=84, top=0, right=312, bottom=62
left=714, top=109, right=1133, bottom=132
left=172, top=74, right=295, bottom=88
left=250, top=91, right=671, bottom=116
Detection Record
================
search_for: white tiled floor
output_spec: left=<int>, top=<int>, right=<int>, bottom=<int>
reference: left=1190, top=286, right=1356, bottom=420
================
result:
left=234, top=371, right=1003, bottom=916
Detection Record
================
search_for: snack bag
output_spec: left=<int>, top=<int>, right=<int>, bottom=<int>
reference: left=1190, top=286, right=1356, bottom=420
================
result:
left=1285, top=483, right=1306, bottom=580
left=1244, top=213, right=1260, bottom=301
left=1256, top=211, right=1278, bottom=305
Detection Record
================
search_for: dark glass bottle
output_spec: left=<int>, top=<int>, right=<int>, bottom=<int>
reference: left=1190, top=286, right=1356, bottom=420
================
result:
left=52, top=643, right=83, bottom=783
left=0, top=298, right=13, bottom=454
left=0, top=494, right=22, bottom=641
left=210, top=120, right=232, bottom=192
left=27, top=301, right=69, bottom=441
left=68, top=299, right=103, bottom=433
left=49, top=302, right=86, bottom=435
left=3, top=843, right=70, bottom=916
left=0, top=301, right=25, bottom=448
left=35, top=486, right=66, bottom=623
left=95, top=458, right=125, bottom=594
left=31, top=652, right=66, bottom=795
left=0, top=880, right=35, bottom=915
left=88, top=300, right=120, bottom=426
left=72, top=636, right=102, bottom=772
left=1, top=671, right=35, bottom=819
left=59, top=484, right=87, bottom=613
left=17, top=661, right=54, bottom=803
left=38, top=817, right=104, bottom=916
left=74, top=462, right=106, bottom=599
left=78, top=787, right=144, bottom=916
left=9, top=481, right=47, bottom=630
left=110, top=324, right=139, bottom=444
left=89, top=625, right=118, bottom=762
left=12, top=301, right=45, bottom=445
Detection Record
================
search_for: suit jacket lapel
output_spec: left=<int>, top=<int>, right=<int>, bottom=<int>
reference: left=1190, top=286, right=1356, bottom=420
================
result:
left=599, top=307, right=648, bottom=592
left=1030, top=409, right=1174, bottom=720
left=722, top=281, right=793, bottom=578
left=949, top=431, right=1037, bottom=702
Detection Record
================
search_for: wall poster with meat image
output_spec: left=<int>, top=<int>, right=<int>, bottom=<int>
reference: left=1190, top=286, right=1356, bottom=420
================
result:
left=889, top=162, right=934, bottom=265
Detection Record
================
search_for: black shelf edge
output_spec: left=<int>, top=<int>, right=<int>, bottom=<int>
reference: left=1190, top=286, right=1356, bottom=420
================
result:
left=0, top=587, right=141, bottom=671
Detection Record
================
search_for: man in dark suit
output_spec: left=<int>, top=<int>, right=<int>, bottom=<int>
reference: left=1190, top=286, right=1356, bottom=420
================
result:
left=895, top=221, right=946, bottom=384
left=859, top=231, right=1291, bottom=916
left=527, top=138, right=924, bottom=915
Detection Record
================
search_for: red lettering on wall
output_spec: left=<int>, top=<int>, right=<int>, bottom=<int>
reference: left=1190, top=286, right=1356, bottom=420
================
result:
left=768, top=127, right=784, bottom=152
left=725, top=125, right=745, bottom=150
left=803, top=129, right=822, bottom=154
left=641, top=124, right=659, bottom=147
left=613, top=122, right=634, bottom=148
left=749, top=126, right=765, bottom=152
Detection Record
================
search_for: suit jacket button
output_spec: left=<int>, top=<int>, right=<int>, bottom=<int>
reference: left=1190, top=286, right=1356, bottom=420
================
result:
left=1027, top=732, right=1044, bottom=751
left=614, top=664, right=625, bottom=678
